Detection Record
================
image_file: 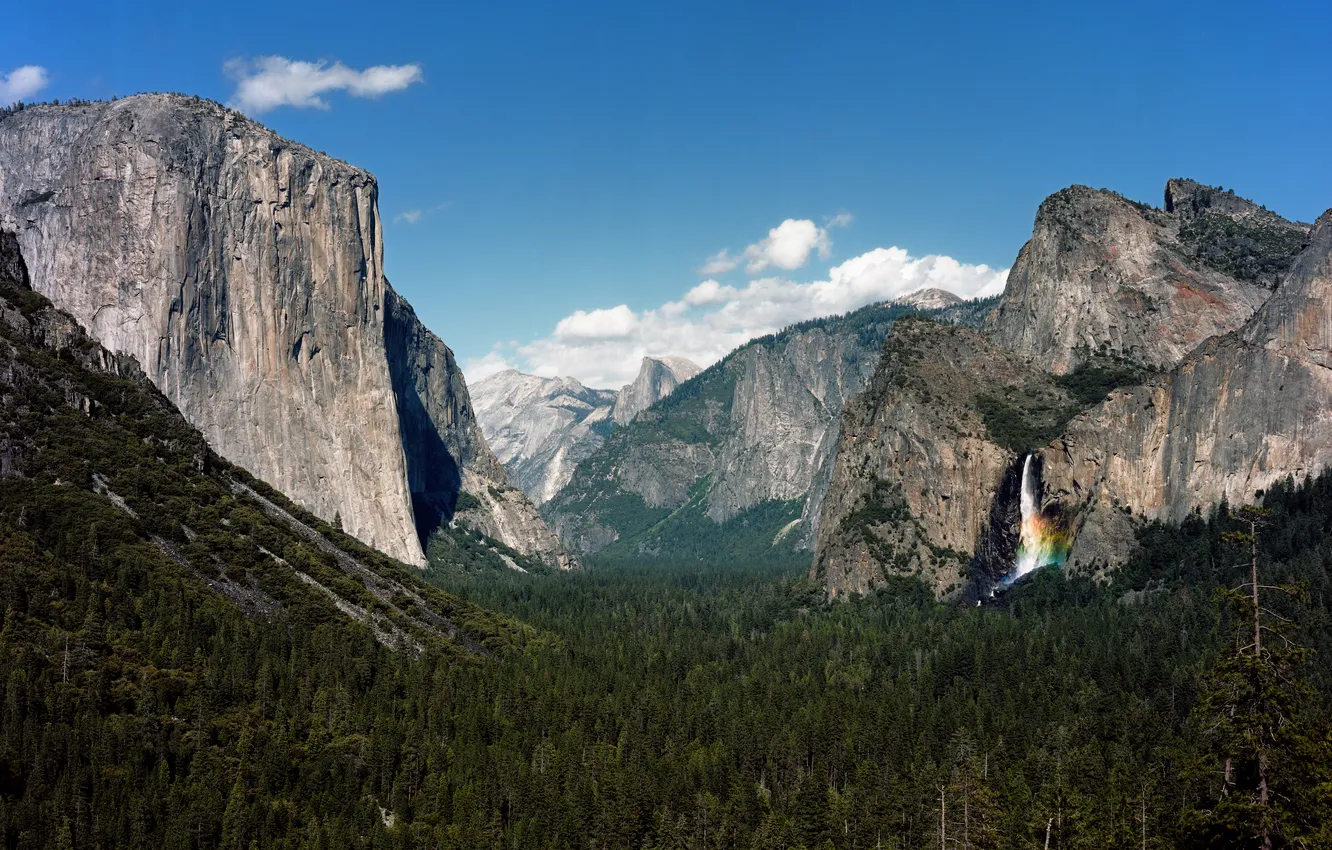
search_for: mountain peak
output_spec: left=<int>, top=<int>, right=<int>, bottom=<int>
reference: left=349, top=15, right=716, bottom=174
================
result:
left=993, top=178, right=1305, bottom=374
left=894, top=288, right=964, bottom=310
left=1163, top=178, right=1306, bottom=229
left=612, top=355, right=701, bottom=424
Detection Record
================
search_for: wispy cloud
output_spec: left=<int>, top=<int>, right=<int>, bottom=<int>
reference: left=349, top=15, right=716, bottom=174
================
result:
left=0, top=66, right=49, bottom=102
left=464, top=218, right=1008, bottom=388
left=464, top=350, right=518, bottom=383
left=698, top=249, right=740, bottom=276
left=393, top=201, right=451, bottom=225
left=224, top=56, right=423, bottom=113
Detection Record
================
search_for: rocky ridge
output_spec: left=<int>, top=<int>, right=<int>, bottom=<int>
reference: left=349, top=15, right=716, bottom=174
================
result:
left=0, top=94, right=567, bottom=569
left=1042, top=208, right=1332, bottom=573
left=0, top=230, right=511, bottom=652
left=991, top=180, right=1306, bottom=374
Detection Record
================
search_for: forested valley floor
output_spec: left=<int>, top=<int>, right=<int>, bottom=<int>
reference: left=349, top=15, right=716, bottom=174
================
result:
left=6, top=461, right=1332, bottom=847
left=3, top=270, right=1330, bottom=847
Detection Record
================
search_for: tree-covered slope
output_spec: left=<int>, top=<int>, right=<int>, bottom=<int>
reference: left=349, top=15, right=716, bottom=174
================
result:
left=0, top=235, right=534, bottom=847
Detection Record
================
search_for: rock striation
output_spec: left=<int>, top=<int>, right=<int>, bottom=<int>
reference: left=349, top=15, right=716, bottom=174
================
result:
left=472, top=369, right=617, bottom=504
left=382, top=290, right=571, bottom=567
left=611, top=356, right=701, bottom=424
left=991, top=181, right=1306, bottom=374
left=0, top=94, right=568, bottom=569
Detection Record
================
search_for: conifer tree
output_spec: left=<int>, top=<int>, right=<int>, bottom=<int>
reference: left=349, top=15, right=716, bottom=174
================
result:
left=1183, top=507, right=1330, bottom=848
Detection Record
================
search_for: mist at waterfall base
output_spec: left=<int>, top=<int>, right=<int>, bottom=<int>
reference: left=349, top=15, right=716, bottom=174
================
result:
left=963, top=452, right=1075, bottom=603
left=999, top=454, right=1072, bottom=587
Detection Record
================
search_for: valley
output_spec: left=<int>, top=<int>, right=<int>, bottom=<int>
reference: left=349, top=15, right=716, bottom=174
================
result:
left=1, top=82, right=1330, bottom=848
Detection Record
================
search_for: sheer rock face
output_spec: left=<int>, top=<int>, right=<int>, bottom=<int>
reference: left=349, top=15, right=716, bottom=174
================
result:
left=1042, top=209, right=1332, bottom=573
left=611, top=356, right=700, bottom=424
left=990, top=182, right=1304, bottom=374
left=0, top=94, right=567, bottom=569
left=471, top=369, right=617, bottom=505
left=811, top=320, right=1068, bottom=598
left=706, top=330, right=867, bottom=533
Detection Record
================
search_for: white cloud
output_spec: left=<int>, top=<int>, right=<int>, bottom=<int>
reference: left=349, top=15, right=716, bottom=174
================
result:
left=743, top=218, right=830, bottom=274
left=224, top=56, right=423, bottom=113
left=684, top=279, right=737, bottom=306
left=698, top=249, right=740, bottom=276
left=0, top=66, right=49, bottom=102
left=700, top=214, right=852, bottom=277
left=462, top=350, right=517, bottom=383
left=481, top=243, right=1008, bottom=388
left=395, top=210, right=423, bottom=224
left=553, top=305, right=640, bottom=341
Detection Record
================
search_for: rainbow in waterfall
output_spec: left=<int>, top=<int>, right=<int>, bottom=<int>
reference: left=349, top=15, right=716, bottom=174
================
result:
left=1002, top=453, right=1073, bottom=585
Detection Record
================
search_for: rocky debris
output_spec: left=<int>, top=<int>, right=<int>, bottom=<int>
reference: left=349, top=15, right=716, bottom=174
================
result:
left=452, top=470, right=579, bottom=570
left=472, top=369, right=617, bottom=504
left=0, top=94, right=569, bottom=569
left=990, top=181, right=1306, bottom=375
left=611, top=356, right=701, bottom=424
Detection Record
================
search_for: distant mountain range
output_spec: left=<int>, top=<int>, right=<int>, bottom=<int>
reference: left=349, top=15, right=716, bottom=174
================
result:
left=472, top=356, right=700, bottom=504
left=540, top=294, right=993, bottom=563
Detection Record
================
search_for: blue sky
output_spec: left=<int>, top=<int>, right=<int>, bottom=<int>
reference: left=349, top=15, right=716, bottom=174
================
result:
left=8, top=0, right=1332, bottom=386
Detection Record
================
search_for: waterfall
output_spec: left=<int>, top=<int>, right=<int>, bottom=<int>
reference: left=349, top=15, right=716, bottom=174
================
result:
left=1000, top=452, right=1069, bottom=586
left=1013, top=453, right=1042, bottom=579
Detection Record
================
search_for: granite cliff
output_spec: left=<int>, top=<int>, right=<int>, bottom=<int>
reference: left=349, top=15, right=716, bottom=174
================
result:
left=815, top=180, right=1326, bottom=598
left=0, top=94, right=567, bottom=569
left=0, top=229, right=509, bottom=651
left=1041, top=208, right=1332, bottom=574
left=811, top=318, right=1075, bottom=598
left=991, top=180, right=1306, bottom=373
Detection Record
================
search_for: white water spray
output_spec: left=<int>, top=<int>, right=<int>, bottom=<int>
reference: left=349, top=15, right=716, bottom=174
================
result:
left=1014, top=454, right=1042, bottom=578
left=995, top=453, right=1071, bottom=588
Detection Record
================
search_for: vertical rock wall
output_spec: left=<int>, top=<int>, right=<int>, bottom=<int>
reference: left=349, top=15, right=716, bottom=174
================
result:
left=0, top=94, right=572, bottom=569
